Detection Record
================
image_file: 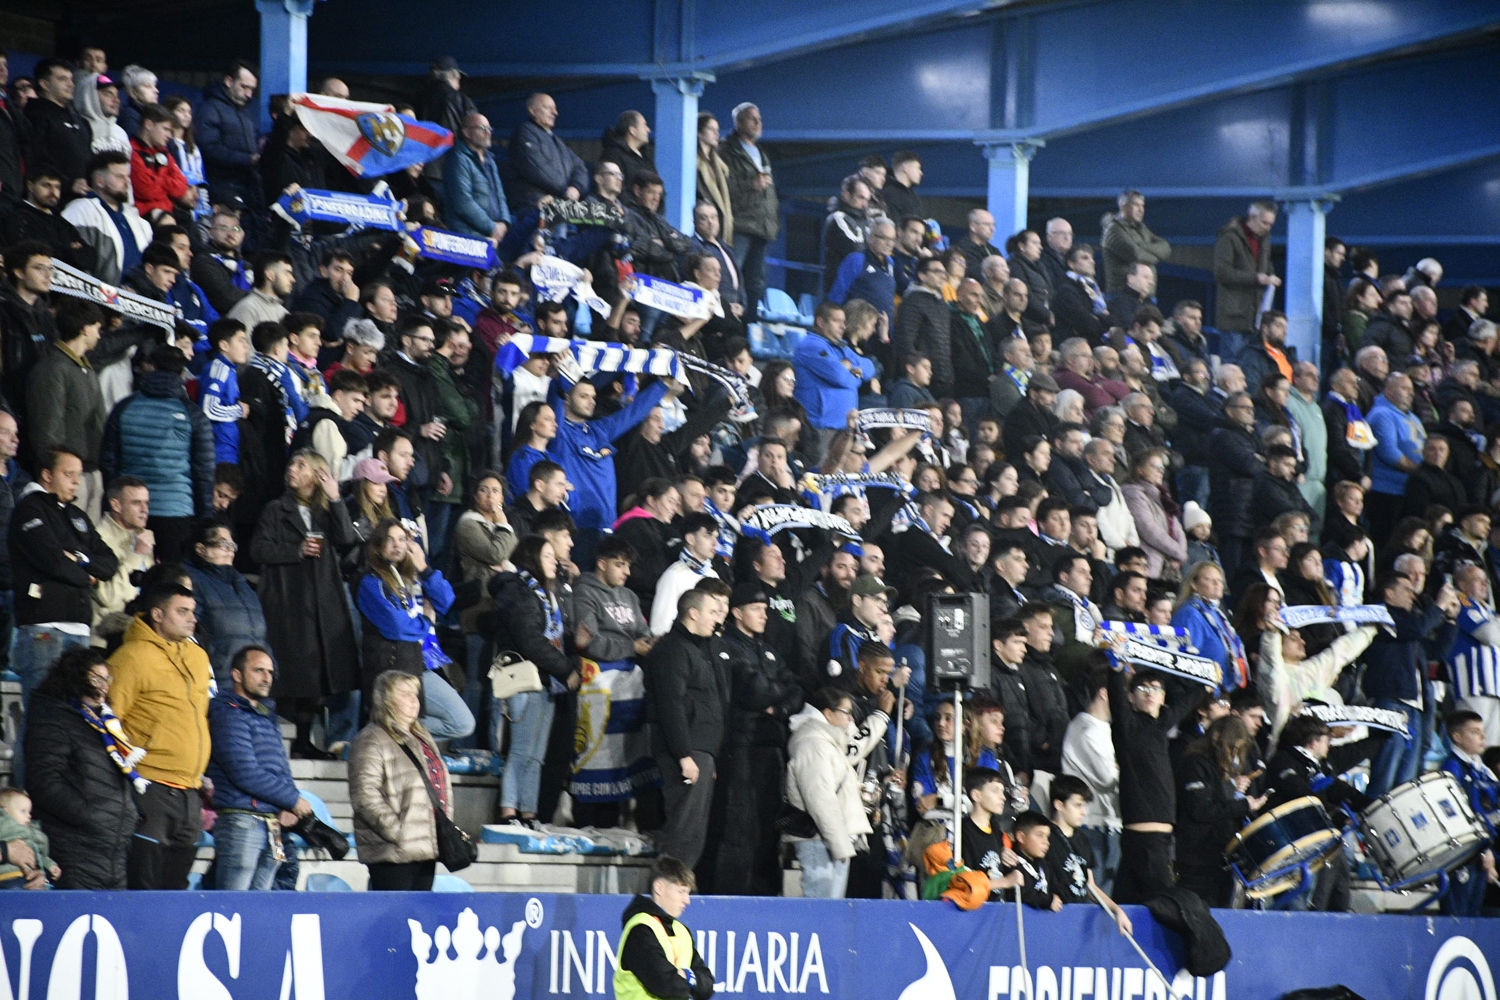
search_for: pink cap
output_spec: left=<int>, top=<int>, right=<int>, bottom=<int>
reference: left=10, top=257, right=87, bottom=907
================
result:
left=352, top=458, right=396, bottom=484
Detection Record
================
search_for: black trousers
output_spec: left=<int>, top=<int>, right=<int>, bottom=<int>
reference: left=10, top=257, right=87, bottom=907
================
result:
left=1114, top=829, right=1176, bottom=904
left=127, top=784, right=202, bottom=890
left=366, top=860, right=436, bottom=891
left=700, top=743, right=786, bottom=896
left=658, top=749, right=716, bottom=869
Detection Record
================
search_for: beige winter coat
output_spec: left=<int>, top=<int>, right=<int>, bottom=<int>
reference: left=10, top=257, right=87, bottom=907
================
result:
left=784, top=706, right=872, bottom=861
left=348, top=722, right=451, bottom=865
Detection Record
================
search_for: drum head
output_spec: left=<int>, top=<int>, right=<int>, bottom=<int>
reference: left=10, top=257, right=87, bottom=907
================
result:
left=1359, top=772, right=1489, bottom=884
left=1226, top=796, right=1340, bottom=882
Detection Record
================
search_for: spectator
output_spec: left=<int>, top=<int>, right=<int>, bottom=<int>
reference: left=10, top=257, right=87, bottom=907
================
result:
left=206, top=645, right=314, bottom=890
left=129, top=103, right=189, bottom=219
left=1363, top=571, right=1457, bottom=796
left=1007, top=229, right=1054, bottom=321
left=200, top=318, right=250, bottom=463
left=99, top=345, right=215, bottom=561
left=26, top=298, right=106, bottom=511
left=227, top=250, right=293, bottom=328
left=1361, top=289, right=1418, bottom=364
left=0, top=55, right=23, bottom=209
left=644, top=587, right=728, bottom=867
left=1252, top=443, right=1315, bottom=530
left=1286, top=361, right=1328, bottom=528
left=249, top=449, right=360, bottom=759
left=184, top=520, right=266, bottom=688
left=1239, top=310, right=1296, bottom=396
left=1439, top=711, right=1500, bottom=916
left=892, top=256, right=954, bottom=398
left=1105, top=261, right=1156, bottom=331
left=1061, top=670, right=1122, bottom=893
left=1208, top=391, right=1261, bottom=576
left=625, top=170, right=693, bottom=285
left=784, top=686, right=870, bottom=898
left=385, top=314, right=449, bottom=505
left=117, top=64, right=156, bottom=138
left=689, top=201, right=743, bottom=315
left=288, top=249, right=362, bottom=338
left=720, top=103, right=778, bottom=321
left=24, top=58, right=92, bottom=196
left=91, top=475, right=152, bottom=644
left=108, top=582, right=213, bottom=889
left=1053, top=244, right=1109, bottom=341
left=192, top=209, right=252, bottom=314
left=20, top=647, right=138, bottom=889
left=1402, top=435, right=1467, bottom=517
left=1081, top=438, right=1138, bottom=555
left=828, top=218, right=898, bottom=328
left=507, top=92, right=588, bottom=211
left=821, top=174, right=873, bottom=292
left=1213, top=199, right=1280, bottom=338
left=1173, top=715, right=1263, bottom=907
left=444, top=112, right=510, bottom=243
left=1448, top=563, right=1500, bottom=747
left=487, top=535, right=580, bottom=826
left=426, top=322, right=479, bottom=560
left=0, top=410, right=26, bottom=656
left=1366, top=373, right=1426, bottom=545
left=650, top=512, right=720, bottom=635
left=1121, top=448, right=1186, bottom=579
left=880, top=150, right=924, bottom=222
left=0, top=170, right=97, bottom=271
left=76, top=72, right=129, bottom=156
left=1054, top=337, right=1128, bottom=416
left=356, top=518, right=472, bottom=741
left=952, top=208, right=1001, bottom=278
left=1100, top=190, right=1171, bottom=294
left=60, top=150, right=150, bottom=284
left=197, top=60, right=260, bottom=207
left=349, top=669, right=452, bottom=891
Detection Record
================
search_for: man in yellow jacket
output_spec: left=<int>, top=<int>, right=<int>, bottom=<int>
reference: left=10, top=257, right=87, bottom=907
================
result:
left=614, top=856, right=715, bottom=1000
left=108, top=582, right=213, bottom=889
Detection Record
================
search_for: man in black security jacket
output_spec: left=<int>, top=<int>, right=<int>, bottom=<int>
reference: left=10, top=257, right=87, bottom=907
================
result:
left=381, top=315, right=449, bottom=510
left=10, top=447, right=119, bottom=769
left=1108, top=662, right=1204, bottom=903
left=701, top=583, right=803, bottom=896
left=643, top=588, right=728, bottom=869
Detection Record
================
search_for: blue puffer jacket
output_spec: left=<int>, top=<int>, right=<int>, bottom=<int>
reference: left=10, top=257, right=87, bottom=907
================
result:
left=206, top=691, right=299, bottom=815
left=186, top=557, right=268, bottom=682
left=444, top=142, right=510, bottom=239
left=100, top=371, right=216, bottom=518
left=1367, top=395, right=1425, bottom=496
left=792, top=331, right=874, bottom=430
left=197, top=80, right=260, bottom=194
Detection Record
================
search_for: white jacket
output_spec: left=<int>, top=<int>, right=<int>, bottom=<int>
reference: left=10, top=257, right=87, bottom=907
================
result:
left=1060, top=710, right=1120, bottom=830
left=1257, top=625, right=1376, bottom=744
left=61, top=194, right=152, bottom=285
left=785, top=705, right=872, bottom=860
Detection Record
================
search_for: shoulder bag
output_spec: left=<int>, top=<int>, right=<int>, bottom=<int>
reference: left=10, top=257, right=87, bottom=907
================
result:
left=489, top=650, right=544, bottom=701
left=397, top=739, right=478, bottom=871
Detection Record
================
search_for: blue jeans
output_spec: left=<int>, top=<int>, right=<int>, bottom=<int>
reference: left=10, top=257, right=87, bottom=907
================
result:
left=454, top=634, right=490, bottom=750
left=1081, top=825, right=1122, bottom=896
left=499, top=690, right=554, bottom=814
left=212, top=812, right=282, bottom=890
left=733, top=234, right=769, bottom=322
left=795, top=838, right=850, bottom=898
left=425, top=502, right=457, bottom=567
left=1176, top=464, right=1210, bottom=511
left=1367, top=698, right=1432, bottom=799
left=420, top=671, right=474, bottom=742
left=11, top=625, right=91, bottom=785
left=325, top=689, right=361, bottom=748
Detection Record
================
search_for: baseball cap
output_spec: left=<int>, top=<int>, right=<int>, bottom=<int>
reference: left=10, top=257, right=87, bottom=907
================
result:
left=730, top=582, right=768, bottom=609
left=421, top=276, right=455, bottom=298
left=431, top=55, right=465, bottom=75
left=849, top=574, right=897, bottom=603
left=352, top=458, right=397, bottom=484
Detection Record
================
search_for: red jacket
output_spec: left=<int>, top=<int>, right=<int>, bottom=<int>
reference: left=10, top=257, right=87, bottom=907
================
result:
left=1053, top=367, right=1130, bottom=415
left=130, top=137, right=189, bottom=216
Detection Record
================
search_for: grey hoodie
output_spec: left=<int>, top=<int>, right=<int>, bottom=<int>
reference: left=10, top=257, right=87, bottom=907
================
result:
left=574, top=571, right=651, bottom=662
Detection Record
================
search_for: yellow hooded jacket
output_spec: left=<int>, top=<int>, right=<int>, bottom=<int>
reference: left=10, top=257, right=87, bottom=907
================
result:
left=107, top=615, right=213, bottom=788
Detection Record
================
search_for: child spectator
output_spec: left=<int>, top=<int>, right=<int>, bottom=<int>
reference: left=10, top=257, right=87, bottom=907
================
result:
left=959, top=767, right=1023, bottom=900
left=1323, top=529, right=1369, bottom=607
left=0, top=789, right=60, bottom=888
left=1046, top=774, right=1132, bottom=934
left=201, top=318, right=250, bottom=464
left=1438, top=710, right=1499, bottom=917
left=1003, top=810, right=1063, bottom=910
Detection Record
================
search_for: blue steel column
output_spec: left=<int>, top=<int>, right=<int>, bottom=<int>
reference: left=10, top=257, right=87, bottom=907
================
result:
left=256, top=0, right=315, bottom=133
left=1282, top=196, right=1338, bottom=370
left=979, top=140, right=1043, bottom=242
left=651, top=75, right=710, bottom=233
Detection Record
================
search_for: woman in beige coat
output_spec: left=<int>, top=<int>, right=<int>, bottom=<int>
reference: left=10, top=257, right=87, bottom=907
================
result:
left=696, top=113, right=733, bottom=243
left=348, top=670, right=453, bottom=890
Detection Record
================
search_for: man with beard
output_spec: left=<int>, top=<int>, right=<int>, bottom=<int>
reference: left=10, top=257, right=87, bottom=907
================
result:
left=0, top=168, right=95, bottom=271
left=700, top=584, right=803, bottom=895
left=794, top=549, right=858, bottom=692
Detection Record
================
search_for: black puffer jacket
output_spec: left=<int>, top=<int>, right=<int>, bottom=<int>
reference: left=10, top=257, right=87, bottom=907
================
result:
left=624, top=197, right=692, bottom=280
left=1021, top=648, right=1069, bottom=776
left=382, top=351, right=448, bottom=483
left=22, top=691, right=139, bottom=889
left=1208, top=423, right=1261, bottom=540
left=722, top=623, right=803, bottom=749
left=486, top=571, right=574, bottom=682
left=892, top=285, right=954, bottom=395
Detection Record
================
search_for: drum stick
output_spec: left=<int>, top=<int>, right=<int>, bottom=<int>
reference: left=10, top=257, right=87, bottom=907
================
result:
left=1014, top=884, right=1032, bottom=1000
left=1087, top=884, right=1185, bottom=1000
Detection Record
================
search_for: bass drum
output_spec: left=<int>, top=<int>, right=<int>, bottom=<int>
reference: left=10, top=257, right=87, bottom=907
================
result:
left=1225, top=796, right=1342, bottom=898
left=1359, top=771, right=1488, bottom=885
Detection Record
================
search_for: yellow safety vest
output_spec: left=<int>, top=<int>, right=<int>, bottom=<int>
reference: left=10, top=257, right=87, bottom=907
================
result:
left=613, top=911, right=695, bottom=1000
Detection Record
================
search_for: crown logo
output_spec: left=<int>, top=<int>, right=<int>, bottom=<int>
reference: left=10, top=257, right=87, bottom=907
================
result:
left=408, top=907, right=530, bottom=1000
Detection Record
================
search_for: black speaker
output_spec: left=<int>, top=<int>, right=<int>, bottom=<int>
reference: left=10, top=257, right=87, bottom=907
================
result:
left=925, top=592, right=990, bottom=690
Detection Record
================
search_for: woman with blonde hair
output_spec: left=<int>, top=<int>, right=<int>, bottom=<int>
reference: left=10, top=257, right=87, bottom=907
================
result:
left=357, top=519, right=472, bottom=741
left=1170, top=560, right=1249, bottom=693
left=250, top=449, right=360, bottom=758
left=349, top=670, right=453, bottom=891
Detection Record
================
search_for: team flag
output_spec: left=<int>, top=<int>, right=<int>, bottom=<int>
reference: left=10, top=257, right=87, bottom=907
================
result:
left=291, top=94, right=454, bottom=178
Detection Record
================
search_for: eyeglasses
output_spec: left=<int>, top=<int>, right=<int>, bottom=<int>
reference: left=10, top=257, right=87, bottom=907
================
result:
left=1135, top=684, right=1166, bottom=695
left=89, top=671, right=112, bottom=686
left=212, top=224, right=243, bottom=234
left=207, top=539, right=238, bottom=551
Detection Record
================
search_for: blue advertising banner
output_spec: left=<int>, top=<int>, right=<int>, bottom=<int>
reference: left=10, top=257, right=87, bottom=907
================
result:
left=0, top=892, right=1494, bottom=1000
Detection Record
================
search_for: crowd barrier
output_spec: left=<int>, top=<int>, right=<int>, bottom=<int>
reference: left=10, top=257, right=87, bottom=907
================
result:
left=0, top=892, right=1494, bottom=1000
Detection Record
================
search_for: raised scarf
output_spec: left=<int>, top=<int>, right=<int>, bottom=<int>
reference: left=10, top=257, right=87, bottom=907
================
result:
left=75, top=699, right=149, bottom=793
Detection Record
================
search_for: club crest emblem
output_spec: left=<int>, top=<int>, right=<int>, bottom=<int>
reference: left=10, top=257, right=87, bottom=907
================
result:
left=357, top=111, right=406, bottom=156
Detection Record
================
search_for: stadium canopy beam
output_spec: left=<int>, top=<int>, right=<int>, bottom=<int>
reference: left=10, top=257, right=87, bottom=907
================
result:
left=257, top=0, right=316, bottom=132
left=981, top=140, right=1042, bottom=245
left=1281, top=196, right=1338, bottom=369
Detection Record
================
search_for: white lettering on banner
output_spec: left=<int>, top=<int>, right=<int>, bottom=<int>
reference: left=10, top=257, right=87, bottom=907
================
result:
left=177, top=912, right=241, bottom=1000
left=899, top=925, right=954, bottom=1000
left=984, top=963, right=1224, bottom=1000
left=630, top=274, right=710, bottom=320
left=547, top=928, right=827, bottom=995
left=1120, top=637, right=1222, bottom=687
left=1298, top=703, right=1411, bottom=737
left=420, top=229, right=489, bottom=257
left=0, top=919, right=43, bottom=1000
left=410, top=908, right=527, bottom=1000
left=281, top=913, right=327, bottom=1000
left=41, top=915, right=129, bottom=1000
left=1424, top=935, right=1496, bottom=1000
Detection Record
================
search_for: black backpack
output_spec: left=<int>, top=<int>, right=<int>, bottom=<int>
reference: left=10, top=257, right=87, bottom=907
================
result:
left=1143, top=886, right=1232, bottom=978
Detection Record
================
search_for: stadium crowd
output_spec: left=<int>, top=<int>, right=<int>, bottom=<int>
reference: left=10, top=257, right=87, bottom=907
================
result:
left=0, top=47, right=1496, bottom=916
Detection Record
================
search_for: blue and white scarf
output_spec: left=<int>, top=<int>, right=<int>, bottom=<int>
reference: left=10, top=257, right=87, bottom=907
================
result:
left=1195, top=596, right=1248, bottom=690
left=1067, top=270, right=1108, bottom=315
left=704, top=497, right=739, bottom=560
left=741, top=504, right=856, bottom=542
left=520, top=569, right=564, bottom=643
left=1003, top=364, right=1030, bottom=395
left=1100, top=620, right=1192, bottom=647
left=248, top=352, right=307, bottom=430
left=677, top=546, right=714, bottom=578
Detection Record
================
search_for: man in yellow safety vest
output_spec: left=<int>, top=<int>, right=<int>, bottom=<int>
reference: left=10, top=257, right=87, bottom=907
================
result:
left=614, top=855, right=715, bottom=1000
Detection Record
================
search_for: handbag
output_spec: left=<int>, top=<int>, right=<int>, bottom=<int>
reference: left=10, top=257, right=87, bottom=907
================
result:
left=489, top=650, right=544, bottom=701
left=774, top=800, right=820, bottom=839
left=397, top=740, right=478, bottom=872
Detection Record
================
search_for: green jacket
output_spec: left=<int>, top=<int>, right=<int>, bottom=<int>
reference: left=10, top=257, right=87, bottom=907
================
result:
left=427, top=354, right=479, bottom=506
left=0, top=812, right=55, bottom=879
left=1100, top=212, right=1172, bottom=294
left=720, top=132, right=779, bottom=242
